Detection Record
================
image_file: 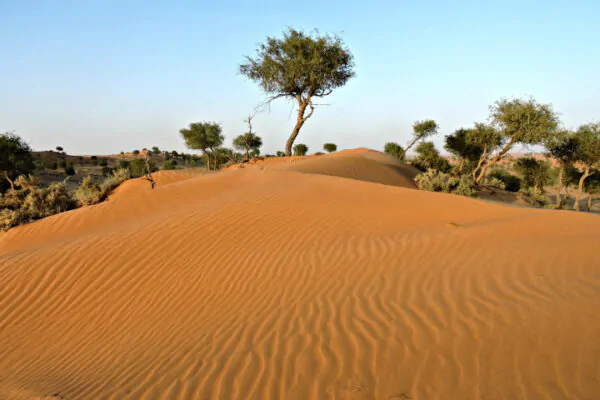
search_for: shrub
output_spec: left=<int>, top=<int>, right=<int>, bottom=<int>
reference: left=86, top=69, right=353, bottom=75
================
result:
left=132, top=150, right=140, bottom=155
left=64, top=165, right=75, bottom=175
left=415, top=169, right=477, bottom=197
left=486, top=177, right=506, bottom=190
left=101, top=166, right=112, bottom=176
left=293, top=144, right=309, bottom=156
left=276, top=151, right=286, bottom=157
left=488, top=169, right=521, bottom=192
left=118, top=160, right=130, bottom=170
left=99, top=158, right=108, bottom=166
left=384, top=142, right=405, bottom=160
left=514, top=157, right=552, bottom=191
left=163, top=160, right=177, bottom=170
left=57, top=159, right=67, bottom=169
left=521, top=187, right=550, bottom=208
left=323, top=143, right=337, bottom=153
left=412, top=142, right=450, bottom=172
left=74, top=176, right=103, bottom=206
left=129, top=158, right=156, bottom=178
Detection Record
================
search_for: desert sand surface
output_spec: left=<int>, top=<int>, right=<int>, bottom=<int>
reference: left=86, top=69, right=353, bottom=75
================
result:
left=1, top=149, right=599, bottom=399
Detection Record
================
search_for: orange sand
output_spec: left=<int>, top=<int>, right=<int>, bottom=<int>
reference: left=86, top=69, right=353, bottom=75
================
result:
left=1, top=149, right=599, bottom=399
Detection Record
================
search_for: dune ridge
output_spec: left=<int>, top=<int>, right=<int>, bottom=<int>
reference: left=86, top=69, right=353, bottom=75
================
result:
left=1, top=150, right=599, bottom=399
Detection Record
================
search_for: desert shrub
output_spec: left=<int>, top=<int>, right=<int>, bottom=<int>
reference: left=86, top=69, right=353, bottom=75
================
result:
left=74, top=169, right=130, bottom=206
left=99, top=158, right=108, bottom=166
left=276, top=151, right=285, bottom=157
left=101, top=166, right=112, bottom=176
left=57, top=159, right=67, bottom=169
left=74, top=176, right=103, bottom=206
left=486, top=177, right=506, bottom=190
left=118, top=160, right=130, bottom=170
left=384, top=142, right=405, bottom=160
left=488, top=169, right=521, bottom=192
left=514, top=157, right=552, bottom=191
left=412, top=142, right=450, bottom=172
left=129, top=158, right=156, bottom=178
left=520, top=187, right=550, bottom=208
left=323, top=143, right=337, bottom=153
left=64, top=165, right=75, bottom=175
left=415, top=169, right=477, bottom=197
left=163, top=160, right=177, bottom=170
left=293, top=144, right=309, bottom=156
left=132, top=150, right=140, bottom=155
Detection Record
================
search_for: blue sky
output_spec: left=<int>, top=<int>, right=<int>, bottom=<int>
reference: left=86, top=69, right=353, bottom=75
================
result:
left=1, top=0, right=599, bottom=155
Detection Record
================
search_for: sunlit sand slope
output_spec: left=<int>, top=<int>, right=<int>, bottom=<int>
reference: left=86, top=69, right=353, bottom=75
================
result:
left=1, top=150, right=599, bottom=399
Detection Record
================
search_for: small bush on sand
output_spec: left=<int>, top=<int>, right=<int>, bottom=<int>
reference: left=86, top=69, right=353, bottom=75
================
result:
left=163, top=160, right=177, bottom=170
left=485, top=177, right=506, bottom=190
left=74, top=176, right=103, bottom=206
left=415, top=169, right=477, bottom=197
left=520, top=187, right=551, bottom=208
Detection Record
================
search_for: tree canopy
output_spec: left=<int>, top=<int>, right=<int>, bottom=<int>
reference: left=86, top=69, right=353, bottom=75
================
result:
left=180, top=122, right=224, bottom=170
left=240, top=28, right=354, bottom=156
left=406, top=120, right=439, bottom=153
left=0, top=132, right=35, bottom=191
left=233, top=133, right=263, bottom=160
left=384, top=142, right=405, bottom=160
left=444, top=128, right=484, bottom=173
left=293, top=143, right=309, bottom=156
left=323, top=143, right=337, bottom=153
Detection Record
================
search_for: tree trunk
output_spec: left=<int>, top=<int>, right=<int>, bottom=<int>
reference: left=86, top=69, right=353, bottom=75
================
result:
left=209, top=147, right=218, bottom=170
left=471, top=148, right=490, bottom=180
left=555, top=166, right=564, bottom=209
left=203, top=149, right=211, bottom=171
left=245, top=144, right=250, bottom=161
left=587, top=194, right=593, bottom=212
left=3, top=171, right=14, bottom=191
left=574, top=167, right=590, bottom=212
left=458, top=158, right=465, bottom=173
left=286, top=102, right=308, bottom=156
left=405, top=137, right=420, bottom=154
left=475, top=140, right=515, bottom=184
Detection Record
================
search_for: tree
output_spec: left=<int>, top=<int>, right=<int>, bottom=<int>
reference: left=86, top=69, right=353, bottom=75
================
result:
left=384, top=142, right=405, bottom=160
left=444, top=128, right=484, bottom=174
left=583, top=173, right=600, bottom=212
left=572, top=123, right=600, bottom=211
left=56, top=146, right=63, bottom=152
left=132, top=150, right=140, bottom=155
left=240, top=28, right=355, bottom=156
left=473, top=97, right=559, bottom=183
left=405, top=120, right=439, bottom=154
left=293, top=143, right=309, bottom=156
left=152, top=146, right=160, bottom=154
left=233, top=115, right=263, bottom=161
left=323, top=143, right=337, bottom=153
left=412, top=141, right=450, bottom=172
left=545, top=131, right=579, bottom=208
left=514, top=157, right=552, bottom=192
left=179, top=122, right=224, bottom=171
left=0, top=132, right=35, bottom=191
left=467, top=122, right=503, bottom=181
left=276, top=151, right=285, bottom=157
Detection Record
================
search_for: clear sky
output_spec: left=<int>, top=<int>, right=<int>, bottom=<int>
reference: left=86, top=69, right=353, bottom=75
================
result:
left=2, top=0, right=599, bottom=155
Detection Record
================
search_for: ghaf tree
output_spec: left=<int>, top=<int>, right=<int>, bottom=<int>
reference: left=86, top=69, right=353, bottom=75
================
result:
left=179, top=122, right=224, bottom=171
left=240, top=28, right=355, bottom=156
left=233, top=116, right=263, bottom=161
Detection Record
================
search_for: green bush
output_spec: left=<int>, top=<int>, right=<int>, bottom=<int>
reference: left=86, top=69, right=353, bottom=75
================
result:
left=99, top=158, right=108, bottom=166
left=488, top=169, right=521, bottom=192
left=101, top=166, right=112, bottom=176
left=384, top=142, right=405, bottom=160
left=118, top=160, right=130, bottom=170
left=486, top=177, right=506, bottom=190
left=74, top=169, right=130, bottom=207
left=163, top=160, right=177, bottom=170
left=276, top=151, right=285, bottom=157
left=129, top=158, right=156, bottom=178
left=415, top=169, right=477, bottom=197
left=64, top=165, right=75, bottom=175
left=521, top=187, right=550, bottom=208
left=293, top=144, right=309, bottom=156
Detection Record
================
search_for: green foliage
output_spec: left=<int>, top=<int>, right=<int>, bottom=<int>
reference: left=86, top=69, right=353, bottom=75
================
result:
left=293, top=143, right=309, bottom=156
left=233, top=132, right=263, bottom=159
left=414, top=169, right=477, bottom=197
left=412, top=142, right=450, bottom=172
left=276, top=151, right=285, bottom=157
left=412, top=120, right=438, bottom=141
left=56, top=146, right=63, bottom=152
left=545, top=131, right=579, bottom=165
left=520, top=187, right=551, bottom=208
left=74, top=169, right=130, bottom=207
left=163, top=160, right=177, bottom=170
left=129, top=158, right=156, bottom=178
left=91, top=155, right=98, bottom=160
left=573, top=123, right=600, bottom=168
left=444, top=128, right=484, bottom=173
left=118, top=160, right=130, bottom=170
left=180, top=122, right=224, bottom=170
left=240, top=28, right=354, bottom=101
left=0, top=132, right=35, bottom=191
left=490, top=97, right=559, bottom=145
left=152, top=146, right=160, bottom=154
left=384, top=142, right=405, bottom=160
left=99, top=158, right=108, bottom=166
left=488, top=169, right=522, bottom=192
left=323, top=143, right=337, bottom=153
left=514, top=157, right=552, bottom=192
left=101, top=166, right=112, bottom=176
left=64, top=165, right=75, bottom=176
left=132, top=150, right=140, bottom=155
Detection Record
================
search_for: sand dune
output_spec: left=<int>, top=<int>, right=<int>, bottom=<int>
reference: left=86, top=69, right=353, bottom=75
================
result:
left=1, top=150, right=599, bottom=399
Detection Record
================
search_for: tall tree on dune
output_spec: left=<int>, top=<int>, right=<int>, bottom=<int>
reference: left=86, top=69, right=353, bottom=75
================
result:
left=240, top=28, right=355, bottom=156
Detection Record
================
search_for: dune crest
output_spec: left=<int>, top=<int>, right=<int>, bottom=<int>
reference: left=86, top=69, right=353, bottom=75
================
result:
left=1, top=150, right=599, bottom=399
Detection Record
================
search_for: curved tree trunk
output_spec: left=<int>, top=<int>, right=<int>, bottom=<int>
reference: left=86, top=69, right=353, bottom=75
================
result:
left=475, top=140, right=515, bottom=184
left=286, top=102, right=308, bottom=156
left=3, top=171, right=14, bottom=191
left=588, top=194, right=593, bottom=212
left=574, top=167, right=590, bottom=211
left=245, top=144, right=250, bottom=161
left=555, top=166, right=564, bottom=209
